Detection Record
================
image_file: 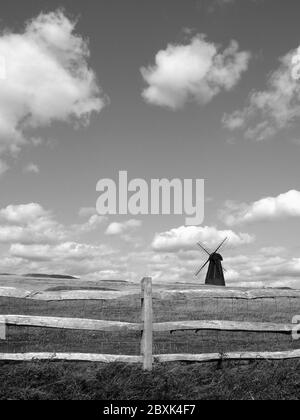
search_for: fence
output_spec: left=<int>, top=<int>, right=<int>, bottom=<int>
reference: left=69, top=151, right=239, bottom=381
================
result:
left=0, top=277, right=300, bottom=371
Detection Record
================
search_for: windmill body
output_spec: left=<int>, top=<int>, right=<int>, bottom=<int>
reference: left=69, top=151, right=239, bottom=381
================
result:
left=195, top=238, right=227, bottom=287
left=205, top=253, right=225, bottom=286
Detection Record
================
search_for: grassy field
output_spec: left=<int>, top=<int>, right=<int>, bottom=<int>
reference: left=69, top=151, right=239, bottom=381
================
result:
left=1, top=360, right=299, bottom=400
left=0, top=277, right=299, bottom=400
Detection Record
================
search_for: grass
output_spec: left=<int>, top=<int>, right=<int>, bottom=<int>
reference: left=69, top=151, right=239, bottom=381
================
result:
left=0, top=360, right=299, bottom=400
left=0, top=292, right=299, bottom=399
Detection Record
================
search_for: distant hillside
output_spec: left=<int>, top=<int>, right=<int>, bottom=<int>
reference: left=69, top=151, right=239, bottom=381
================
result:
left=24, top=274, right=79, bottom=280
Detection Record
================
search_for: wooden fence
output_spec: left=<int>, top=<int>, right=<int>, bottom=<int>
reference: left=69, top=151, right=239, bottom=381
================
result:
left=0, top=277, right=300, bottom=371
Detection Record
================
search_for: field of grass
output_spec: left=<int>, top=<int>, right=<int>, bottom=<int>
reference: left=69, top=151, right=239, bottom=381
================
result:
left=0, top=278, right=299, bottom=400
left=1, top=360, right=299, bottom=400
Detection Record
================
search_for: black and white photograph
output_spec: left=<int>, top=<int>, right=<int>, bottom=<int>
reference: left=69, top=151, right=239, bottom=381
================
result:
left=0, top=0, right=299, bottom=404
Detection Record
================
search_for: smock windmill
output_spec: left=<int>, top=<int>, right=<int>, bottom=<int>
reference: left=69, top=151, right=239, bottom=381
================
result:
left=195, top=238, right=227, bottom=287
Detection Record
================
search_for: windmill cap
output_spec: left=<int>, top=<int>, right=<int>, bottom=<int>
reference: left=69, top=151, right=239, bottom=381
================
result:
left=210, top=253, right=223, bottom=261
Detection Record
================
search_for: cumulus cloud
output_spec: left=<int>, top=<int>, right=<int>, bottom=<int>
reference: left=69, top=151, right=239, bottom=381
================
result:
left=224, top=252, right=300, bottom=289
left=0, top=203, right=46, bottom=224
left=0, top=9, right=105, bottom=165
left=10, top=242, right=112, bottom=262
left=141, top=35, right=251, bottom=109
left=0, top=202, right=120, bottom=278
left=221, top=190, right=300, bottom=226
left=152, top=225, right=254, bottom=253
left=0, top=202, right=107, bottom=245
left=105, top=219, right=142, bottom=236
left=23, top=163, right=40, bottom=174
left=260, top=246, right=286, bottom=257
left=0, top=203, right=67, bottom=244
left=6, top=241, right=119, bottom=278
left=223, top=47, right=300, bottom=140
left=73, top=214, right=107, bottom=234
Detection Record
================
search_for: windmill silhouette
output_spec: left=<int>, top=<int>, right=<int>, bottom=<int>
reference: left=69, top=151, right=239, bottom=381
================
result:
left=195, top=238, right=227, bottom=287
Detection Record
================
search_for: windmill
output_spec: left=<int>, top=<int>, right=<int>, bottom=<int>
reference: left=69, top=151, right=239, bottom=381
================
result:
left=195, top=238, right=227, bottom=287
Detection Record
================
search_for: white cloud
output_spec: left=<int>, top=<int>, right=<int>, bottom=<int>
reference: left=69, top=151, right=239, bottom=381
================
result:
left=0, top=10, right=105, bottom=165
left=0, top=203, right=66, bottom=244
left=0, top=203, right=50, bottom=225
left=0, top=202, right=119, bottom=278
left=0, top=203, right=107, bottom=245
left=72, top=214, right=107, bottom=234
left=10, top=242, right=112, bottom=262
left=23, top=163, right=40, bottom=174
left=105, top=219, right=142, bottom=236
left=141, top=35, right=251, bottom=109
left=7, top=241, right=119, bottom=277
left=260, top=246, right=286, bottom=257
left=222, top=111, right=245, bottom=130
left=224, top=253, right=300, bottom=289
left=223, top=47, right=300, bottom=140
left=152, top=225, right=254, bottom=253
left=221, top=190, right=300, bottom=226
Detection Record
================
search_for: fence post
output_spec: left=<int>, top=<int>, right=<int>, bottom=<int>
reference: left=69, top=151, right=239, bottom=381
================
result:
left=141, top=277, right=153, bottom=371
left=0, top=320, right=6, bottom=341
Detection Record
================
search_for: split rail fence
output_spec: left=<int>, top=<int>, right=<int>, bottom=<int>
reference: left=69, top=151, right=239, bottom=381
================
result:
left=0, top=277, right=300, bottom=371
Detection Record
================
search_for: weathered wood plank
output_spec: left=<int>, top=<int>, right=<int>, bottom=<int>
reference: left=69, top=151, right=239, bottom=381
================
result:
left=0, top=316, right=295, bottom=334
left=32, top=290, right=140, bottom=301
left=141, top=278, right=153, bottom=371
left=0, top=315, right=141, bottom=332
left=153, top=320, right=294, bottom=334
left=0, top=286, right=299, bottom=301
left=0, top=350, right=298, bottom=364
left=155, top=288, right=300, bottom=300
left=0, top=287, right=140, bottom=301
left=0, top=322, right=5, bottom=340
left=155, top=349, right=300, bottom=363
left=0, top=353, right=142, bottom=363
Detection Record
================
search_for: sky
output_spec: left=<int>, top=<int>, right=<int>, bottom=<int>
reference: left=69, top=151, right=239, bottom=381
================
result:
left=0, top=0, right=300, bottom=288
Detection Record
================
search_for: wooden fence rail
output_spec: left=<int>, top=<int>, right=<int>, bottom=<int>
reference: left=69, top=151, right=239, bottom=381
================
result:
left=0, top=278, right=299, bottom=370
left=1, top=286, right=300, bottom=301
left=0, top=315, right=295, bottom=334
left=1, top=350, right=300, bottom=364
